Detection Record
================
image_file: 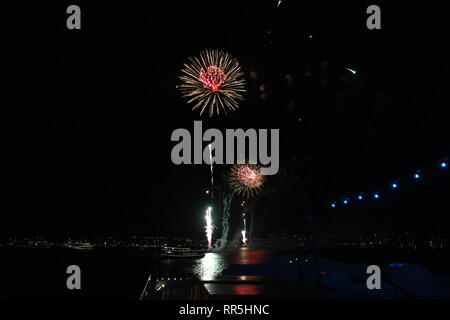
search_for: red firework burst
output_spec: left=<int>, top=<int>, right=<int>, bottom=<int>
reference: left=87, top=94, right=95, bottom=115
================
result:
left=199, top=66, right=227, bottom=92
left=228, top=164, right=264, bottom=198
left=179, top=49, right=246, bottom=117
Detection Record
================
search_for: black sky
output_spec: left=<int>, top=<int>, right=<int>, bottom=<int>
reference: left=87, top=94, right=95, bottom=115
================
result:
left=3, top=1, right=449, bottom=237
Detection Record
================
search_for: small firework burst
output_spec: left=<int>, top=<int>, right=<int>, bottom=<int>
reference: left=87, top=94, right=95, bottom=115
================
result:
left=228, top=164, right=264, bottom=198
left=179, top=49, right=246, bottom=117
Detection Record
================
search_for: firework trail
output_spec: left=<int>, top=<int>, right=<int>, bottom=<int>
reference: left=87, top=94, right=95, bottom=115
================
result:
left=241, top=213, right=247, bottom=245
left=179, top=49, right=246, bottom=117
left=346, top=67, right=357, bottom=75
left=228, top=164, right=264, bottom=198
left=208, top=144, right=214, bottom=188
left=205, top=206, right=213, bottom=250
left=214, top=192, right=234, bottom=250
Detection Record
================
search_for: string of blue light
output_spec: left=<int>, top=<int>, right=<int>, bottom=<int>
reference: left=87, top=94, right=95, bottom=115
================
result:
left=330, top=158, right=448, bottom=209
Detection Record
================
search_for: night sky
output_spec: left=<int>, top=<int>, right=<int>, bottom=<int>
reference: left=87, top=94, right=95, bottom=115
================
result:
left=3, top=1, right=449, bottom=238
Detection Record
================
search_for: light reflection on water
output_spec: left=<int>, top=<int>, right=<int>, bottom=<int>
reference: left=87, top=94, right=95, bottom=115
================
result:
left=230, top=248, right=277, bottom=264
left=191, top=252, right=227, bottom=278
left=190, top=248, right=279, bottom=278
left=159, top=248, right=281, bottom=278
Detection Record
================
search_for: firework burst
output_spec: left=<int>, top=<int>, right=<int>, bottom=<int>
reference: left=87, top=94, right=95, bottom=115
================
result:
left=179, top=49, right=246, bottom=117
left=228, top=164, right=264, bottom=198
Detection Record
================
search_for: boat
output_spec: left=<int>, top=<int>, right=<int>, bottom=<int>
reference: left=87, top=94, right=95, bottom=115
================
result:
left=161, top=247, right=205, bottom=258
left=63, top=242, right=94, bottom=251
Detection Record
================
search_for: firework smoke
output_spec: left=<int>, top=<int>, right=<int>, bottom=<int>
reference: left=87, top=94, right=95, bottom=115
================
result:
left=179, top=49, right=246, bottom=117
left=228, top=164, right=264, bottom=198
left=249, top=210, right=255, bottom=241
left=214, top=192, right=234, bottom=250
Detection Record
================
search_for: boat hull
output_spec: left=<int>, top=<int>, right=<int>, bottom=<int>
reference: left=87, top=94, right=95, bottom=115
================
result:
left=161, top=253, right=205, bottom=258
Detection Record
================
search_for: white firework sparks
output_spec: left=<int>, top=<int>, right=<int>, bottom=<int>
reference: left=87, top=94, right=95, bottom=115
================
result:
left=179, top=49, right=246, bottom=117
